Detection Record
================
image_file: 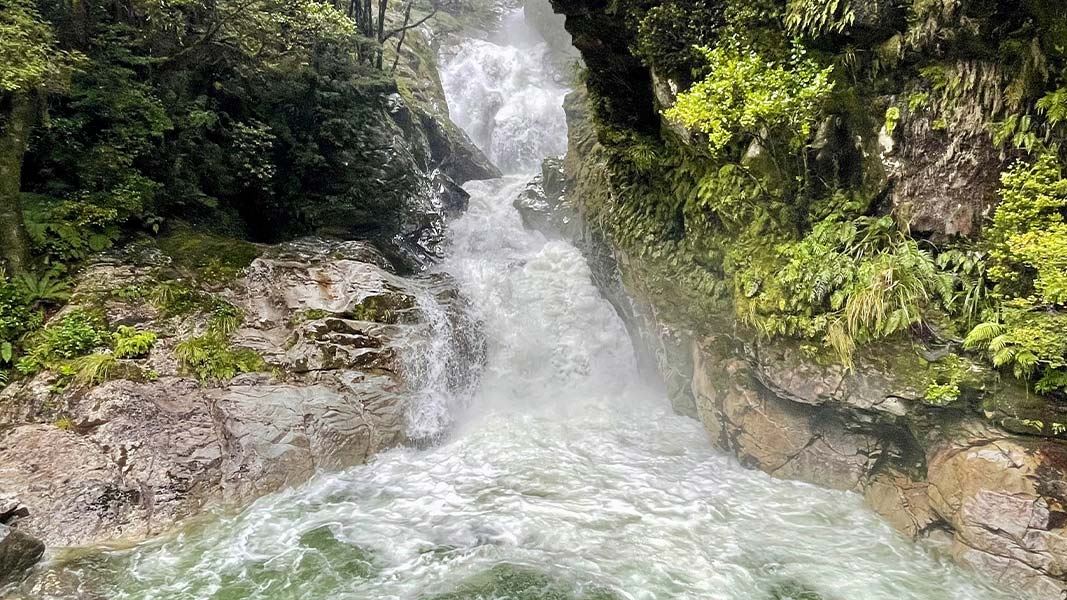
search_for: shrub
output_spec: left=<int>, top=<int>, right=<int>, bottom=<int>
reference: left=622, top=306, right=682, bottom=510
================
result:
left=664, top=43, right=834, bottom=158
left=16, top=309, right=106, bottom=375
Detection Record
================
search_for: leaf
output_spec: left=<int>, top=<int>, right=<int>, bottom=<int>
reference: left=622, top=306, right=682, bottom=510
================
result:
left=88, top=233, right=113, bottom=252
left=1, top=342, right=12, bottom=363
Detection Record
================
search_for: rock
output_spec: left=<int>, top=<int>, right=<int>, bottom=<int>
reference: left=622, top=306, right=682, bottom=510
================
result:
left=0, top=525, right=44, bottom=584
left=888, top=118, right=1013, bottom=239
left=514, top=158, right=577, bottom=239
left=0, top=237, right=483, bottom=549
left=692, top=340, right=879, bottom=491
left=211, top=380, right=404, bottom=502
left=926, top=424, right=1067, bottom=596
left=864, top=469, right=937, bottom=538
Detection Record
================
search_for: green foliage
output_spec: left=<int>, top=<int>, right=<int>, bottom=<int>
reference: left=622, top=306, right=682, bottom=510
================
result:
left=923, top=382, right=961, bottom=406
left=634, top=1, right=721, bottom=81
left=17, top=309, right=106, bottom=374
left=965, top=302, right=1067, bottom=389
left=936, top=248, right=993, bottom=328
left=16, top=0, right=416, bottom=257
left=13, top=271, right=70, bottom=307
left=883, top=106, right=901, bottom=137
left=735, top=216, right=951, bottom=364
left=71, top=352, right=118, bottom=386
left=112, top=326, right=157, bottom=359
left=174, top=332, right=265, bottom=382
left=665, top=43, right=834, bottom=157
left=0, top=275, right=42, bottom=356
left=986, top=154, right=1067, bottom=300
left=0, top=0, right=80, bottom=93
left=785, top=0, right=855, bottom=37
left=173, top=299, right=258, bottom=382
left=150, top=280, right=209, bottom=317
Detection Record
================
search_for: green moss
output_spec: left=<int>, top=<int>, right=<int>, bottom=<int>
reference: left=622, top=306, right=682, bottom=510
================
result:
left=158, top=229, right=260, bottom=283
left=349, top=292, right=416, bottom=324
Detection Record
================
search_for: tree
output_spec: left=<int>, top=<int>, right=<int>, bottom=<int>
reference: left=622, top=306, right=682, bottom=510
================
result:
left=0, top=0, right=78, bottom=273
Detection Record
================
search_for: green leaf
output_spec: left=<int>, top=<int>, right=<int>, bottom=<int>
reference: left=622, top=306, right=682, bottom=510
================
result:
left=88, top=233, right=113, bottom=252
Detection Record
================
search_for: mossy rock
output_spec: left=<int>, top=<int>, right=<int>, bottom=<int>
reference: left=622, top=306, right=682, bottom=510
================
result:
left=348, top=292, right=418, bottom=324
left=982, top=385, right=1067, bottom=439
left=425, top=564, right=618, bottom=600
left=158, top=228, right=261, bottom=283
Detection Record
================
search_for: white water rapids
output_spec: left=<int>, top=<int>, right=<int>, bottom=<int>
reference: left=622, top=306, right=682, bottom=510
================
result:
left=15, top=6, right=1026, bottom=600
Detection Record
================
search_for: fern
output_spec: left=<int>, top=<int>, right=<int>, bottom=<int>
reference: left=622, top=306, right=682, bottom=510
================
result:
left=785, top=0, right=855, bottom=37
left=113, top=326, right=157, bottom=359
left=15, top=272, right=71, bottom=307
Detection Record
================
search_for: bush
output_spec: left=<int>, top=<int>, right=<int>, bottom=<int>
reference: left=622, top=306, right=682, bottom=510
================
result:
left=17, top=309, right=107, bottom=374
left=664, top=42, right=834, bottom=158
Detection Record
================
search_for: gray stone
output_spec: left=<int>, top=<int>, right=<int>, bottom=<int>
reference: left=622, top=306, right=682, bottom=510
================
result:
left=0, top=525, right=44, bottom=584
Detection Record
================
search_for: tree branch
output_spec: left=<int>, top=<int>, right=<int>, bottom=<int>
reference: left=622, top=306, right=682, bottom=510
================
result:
left=382, top=6, right=436, bottom=42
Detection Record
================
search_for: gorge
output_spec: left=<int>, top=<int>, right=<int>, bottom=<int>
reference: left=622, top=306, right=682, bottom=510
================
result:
left=0, top=0, right=1066, bottom=599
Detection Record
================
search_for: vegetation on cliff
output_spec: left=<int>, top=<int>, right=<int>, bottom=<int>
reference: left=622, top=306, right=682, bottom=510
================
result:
left=568, top=0, right=1067, bottom=405
left=0, top=0, right=455, bottom=386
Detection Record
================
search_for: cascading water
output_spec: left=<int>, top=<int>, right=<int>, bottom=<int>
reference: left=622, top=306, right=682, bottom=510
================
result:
left=12, top=6, right=1028, bottom=600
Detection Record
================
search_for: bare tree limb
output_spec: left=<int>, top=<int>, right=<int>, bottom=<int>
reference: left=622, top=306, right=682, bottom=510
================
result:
left=382, top=6, right=436, bottom=42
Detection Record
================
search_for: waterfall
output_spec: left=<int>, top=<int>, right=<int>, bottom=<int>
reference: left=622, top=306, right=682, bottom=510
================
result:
left=440, top=10, right=568, bottom=174
left=28, top=5, right=1024, bottom=600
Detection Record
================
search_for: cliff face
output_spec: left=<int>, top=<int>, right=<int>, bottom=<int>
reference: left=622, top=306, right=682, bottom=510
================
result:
left=548, top=0, right=1067, bottom=596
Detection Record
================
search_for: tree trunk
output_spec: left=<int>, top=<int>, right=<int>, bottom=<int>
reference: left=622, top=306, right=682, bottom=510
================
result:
left=0, top=92, right=38, bottom=274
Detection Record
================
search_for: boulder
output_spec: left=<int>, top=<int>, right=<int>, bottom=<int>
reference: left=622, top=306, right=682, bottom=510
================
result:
left=0, top=525, right=44, bottom=584
left=0, top=238, right=483, bottom=549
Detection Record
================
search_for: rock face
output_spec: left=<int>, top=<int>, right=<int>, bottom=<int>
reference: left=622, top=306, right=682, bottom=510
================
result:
left=540, top=69, right=1067, bottom=598
left=0, top=238, right=482, bottom=550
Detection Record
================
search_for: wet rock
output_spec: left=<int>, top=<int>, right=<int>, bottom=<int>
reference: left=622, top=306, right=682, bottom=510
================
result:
left=888, top=118, right=1013, bottom=239
left=864, top=469, right=937, bottom=538
left=926, top=424, right=1067, bottom=597
left=0, top=237, right=483, bottom=548
left=514, top=158, right=578, bottom=239
left=0, top=525, right=44, bottom=584
left=692, top=340, right=879, bottom=491
left=212, top=380, right=404, bottom=501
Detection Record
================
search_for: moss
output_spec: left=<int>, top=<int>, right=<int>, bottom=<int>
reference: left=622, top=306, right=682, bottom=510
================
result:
left=348, top=292, right=416, bottom=324
left=158, top=228, right=260, bottom=283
